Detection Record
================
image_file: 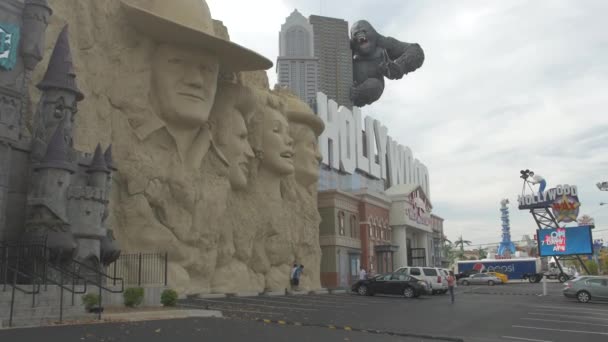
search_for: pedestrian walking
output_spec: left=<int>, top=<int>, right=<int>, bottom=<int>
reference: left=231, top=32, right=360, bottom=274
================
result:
left=290, top=264, right=299, bottom=289
left=447, top=271, right=456, bottom=303
left=359, top=267, right=367, bottom=280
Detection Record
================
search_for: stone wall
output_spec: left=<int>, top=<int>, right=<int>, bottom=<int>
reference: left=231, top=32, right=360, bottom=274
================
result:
left=26, top=0, right=324, bottom=295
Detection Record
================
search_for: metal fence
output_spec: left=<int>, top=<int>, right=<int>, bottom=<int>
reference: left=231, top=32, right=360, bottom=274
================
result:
left=105, top=252, right=168, bottom=286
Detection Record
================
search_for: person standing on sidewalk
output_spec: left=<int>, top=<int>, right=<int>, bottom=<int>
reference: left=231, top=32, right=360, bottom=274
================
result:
left=447, top=271, right=456, bottom=303
left=359, top=267, right=367, bottom=280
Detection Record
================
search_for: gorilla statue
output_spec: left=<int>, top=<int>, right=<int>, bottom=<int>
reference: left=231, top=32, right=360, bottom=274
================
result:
left=350, top=20, right=425, bottom=107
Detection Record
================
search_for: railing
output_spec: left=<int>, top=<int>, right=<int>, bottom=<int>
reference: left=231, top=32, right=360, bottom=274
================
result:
left=105, top=252, right=168, bottom=286
left=0, top=240, right=125, bottom=326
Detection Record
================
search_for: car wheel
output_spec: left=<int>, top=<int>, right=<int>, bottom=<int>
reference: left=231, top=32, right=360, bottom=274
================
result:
left=488, top=280, right=495, bottom=286
left=577, top=290, right=591, bottom=303
left=558, top=274, right=569, bottom=283
left=462, top=280, right=469, bottom=286
left=357, top=285, right=368, bottom=296
left=403, top=287, right=415, bottom=298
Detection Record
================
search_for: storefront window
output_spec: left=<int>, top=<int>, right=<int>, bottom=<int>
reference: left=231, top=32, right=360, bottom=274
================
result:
left=338, top=211, right=345, bottom=235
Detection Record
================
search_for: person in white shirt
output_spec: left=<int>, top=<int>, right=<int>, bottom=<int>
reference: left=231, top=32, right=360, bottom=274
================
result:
left=528, top=172, right=546, bottom=196
left=359, top=267, right=367, bottom=280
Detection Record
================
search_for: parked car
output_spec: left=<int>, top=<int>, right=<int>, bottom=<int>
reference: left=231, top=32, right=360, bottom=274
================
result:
left=456, top=269, right=479, bottom=280
left=394, top=267, right=448, bottom=294
left=485, top=271, right=508, bottom=284
left=563, top=276, right=608, bottom=303
left=458, top=273, right=502, bottom=286
left=351, top=273, right=431, bottom=298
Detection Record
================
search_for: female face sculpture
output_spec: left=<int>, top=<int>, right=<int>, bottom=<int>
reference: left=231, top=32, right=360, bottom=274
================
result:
left=291, top=123, right=322, bottom=188
left=258, top=108, right=294, bottom=176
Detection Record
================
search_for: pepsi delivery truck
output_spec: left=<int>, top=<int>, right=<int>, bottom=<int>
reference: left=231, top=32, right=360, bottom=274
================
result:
left=456, top=258, right=541, bottom=281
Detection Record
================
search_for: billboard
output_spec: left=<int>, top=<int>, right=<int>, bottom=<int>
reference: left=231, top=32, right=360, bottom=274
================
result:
left=537, top=226, right=593, bottom=256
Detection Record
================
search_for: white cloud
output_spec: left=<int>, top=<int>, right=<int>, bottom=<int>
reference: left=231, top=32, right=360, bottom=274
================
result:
left=206, top=0, right=608, bottom=246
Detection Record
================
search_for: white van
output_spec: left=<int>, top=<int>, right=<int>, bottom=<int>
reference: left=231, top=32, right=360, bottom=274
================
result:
left=395, top=266, right=448, bottom=294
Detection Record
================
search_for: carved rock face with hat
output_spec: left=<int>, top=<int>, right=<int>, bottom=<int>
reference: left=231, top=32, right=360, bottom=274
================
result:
left=121, top=0, right=273, bottom=146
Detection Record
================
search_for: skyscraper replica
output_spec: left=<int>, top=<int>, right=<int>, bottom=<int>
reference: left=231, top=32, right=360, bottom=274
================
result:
left=309, top=15, right=352, bottom=109
left=0, top=0, right=119, bottom=269
left=277, top=10, right=318, bottom=108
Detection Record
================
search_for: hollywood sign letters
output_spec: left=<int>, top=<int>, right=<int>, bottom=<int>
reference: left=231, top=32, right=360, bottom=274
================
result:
left=315, top=92, right=430, bottom=194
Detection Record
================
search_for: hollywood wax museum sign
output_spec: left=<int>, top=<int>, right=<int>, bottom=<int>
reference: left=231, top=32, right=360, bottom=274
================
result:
left=517, top=184, right=580, bottom=223
left=0, top=23, right=19, bottom=71
left=315, top=92, right=430, bottom=193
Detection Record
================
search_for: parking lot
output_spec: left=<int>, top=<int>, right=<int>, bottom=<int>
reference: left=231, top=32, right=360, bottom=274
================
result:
left=179, top=281, right=608, bottom=342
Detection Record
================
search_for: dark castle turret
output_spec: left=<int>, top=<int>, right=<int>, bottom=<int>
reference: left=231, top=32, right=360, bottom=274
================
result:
left=22, top=25, right=118, bottom=269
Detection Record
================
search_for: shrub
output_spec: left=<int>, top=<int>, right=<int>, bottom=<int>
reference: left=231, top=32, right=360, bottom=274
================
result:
left=123, top=287, right=144, bottom=307
left=81, top=293, right=100, bottom=311
left=160, top=289, right=178, bottom=307
left=584, top=260, right=599, bottom=275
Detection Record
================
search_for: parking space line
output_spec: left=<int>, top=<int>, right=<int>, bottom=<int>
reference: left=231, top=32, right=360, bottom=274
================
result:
left=513, top=325, right=608, bottom=336
left=527, top=312, right=608, bottom=321
left=532, top=308, right=608, bottom=316
left=265, top=295, right=370, bottom=306
left=179, top=303, right=282, bottom=316
left=501, top=336, right=553, bottom=342
left=193, top=298, right=318, bottom=311
left=531, top=305, right=608, bottom=313
left=230, top=296, right=349, bottom=309
left=522, top=318, right=608, bottom=327
left=307, top=294, right=400, bottom=304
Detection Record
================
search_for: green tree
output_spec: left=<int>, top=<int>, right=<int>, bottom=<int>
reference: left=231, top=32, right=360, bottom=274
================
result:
left=478, top=247, right=488, bottom=259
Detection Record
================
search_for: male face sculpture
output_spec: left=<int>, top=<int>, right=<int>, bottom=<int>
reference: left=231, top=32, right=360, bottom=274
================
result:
left=261, top=109, right=294, bottom=176
left=291, top=124, right=322, bottom=188
left=215, top=109, right=255, bottom=189
left=350, top=20, right=379, bottom=57
left=152, top=44, right=219, bottom=127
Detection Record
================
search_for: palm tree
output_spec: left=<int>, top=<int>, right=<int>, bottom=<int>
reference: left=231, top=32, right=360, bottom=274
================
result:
left=454, top=235, right=472, bottom=259
left=478, top=247, right=487, bottom=259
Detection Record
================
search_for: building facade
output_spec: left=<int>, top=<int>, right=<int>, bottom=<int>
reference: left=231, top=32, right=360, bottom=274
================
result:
left=357, top=190, right=396, bottom=275
left=431, top=214, right=445, bottom=267
left=308, top=15, right=352, bottom=109
left=276, top=10, right=318, bottom=107
left=318, top=189, right=361, bottom=288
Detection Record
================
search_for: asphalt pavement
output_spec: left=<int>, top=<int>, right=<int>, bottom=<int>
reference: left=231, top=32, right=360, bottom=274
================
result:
left=0, top=282, right=606, bottom=342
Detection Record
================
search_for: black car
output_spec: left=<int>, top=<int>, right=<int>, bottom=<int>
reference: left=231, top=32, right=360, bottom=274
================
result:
left=351, top=273, right=430, bottom=298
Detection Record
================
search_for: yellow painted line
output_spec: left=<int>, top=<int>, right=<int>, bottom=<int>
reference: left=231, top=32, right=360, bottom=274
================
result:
left=263, top=319, right=271, bottom=324
left=278, top=320, right=286, bottom=325
left=328, top=325, right=336, bottom=329
left=294, top=322, right=302, bottom=326
left=344, top=326, right=352, bottom=331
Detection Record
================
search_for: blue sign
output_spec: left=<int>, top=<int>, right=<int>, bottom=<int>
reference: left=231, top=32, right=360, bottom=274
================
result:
left=0, top=23, right=20, bottom=71
left=537, top=226, right=593, bottom=256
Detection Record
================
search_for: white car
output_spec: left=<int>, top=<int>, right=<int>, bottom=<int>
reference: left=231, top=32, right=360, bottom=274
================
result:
left=395, top=266, right=448, bottom=294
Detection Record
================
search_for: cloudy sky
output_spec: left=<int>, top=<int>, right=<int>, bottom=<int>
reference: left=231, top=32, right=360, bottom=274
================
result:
left=207, top=0, right=608, bottom=247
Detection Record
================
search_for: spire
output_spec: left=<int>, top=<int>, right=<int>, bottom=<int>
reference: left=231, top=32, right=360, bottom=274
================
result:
left=88, top=144, right=110, bottom=174
left=36, top=25, right=84, bottom=101
left=104, top=144, right=116, bottom=171
left=36, top=118, right=75, bottom=172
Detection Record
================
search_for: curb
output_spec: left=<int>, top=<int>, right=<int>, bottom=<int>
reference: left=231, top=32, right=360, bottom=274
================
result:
left=230, top=292, right=262, bottom=298
left=286, top=290, right=308, bottom=296
left=261, top=291, right=286, bottom=297
left=196, top=293, right=227, bottom=299
left=329, top=289, right=347, bottom=294
left=309, top=289, right=329, bottom=295
left=104, top=309, right=222, bottom=322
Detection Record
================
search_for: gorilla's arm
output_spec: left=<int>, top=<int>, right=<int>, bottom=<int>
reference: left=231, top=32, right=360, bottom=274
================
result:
left=381, top=37, right=425, bottom=79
